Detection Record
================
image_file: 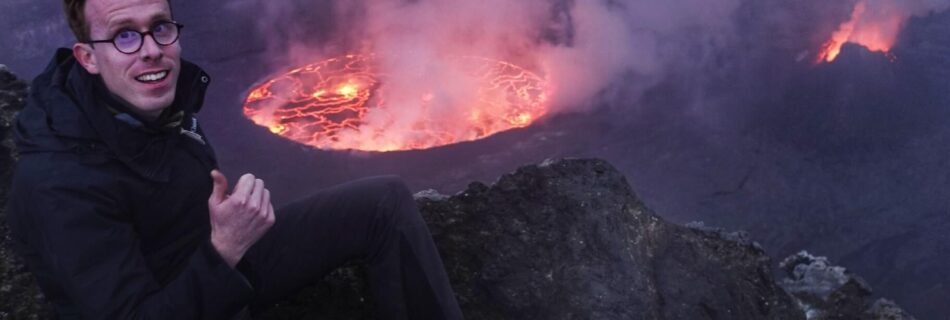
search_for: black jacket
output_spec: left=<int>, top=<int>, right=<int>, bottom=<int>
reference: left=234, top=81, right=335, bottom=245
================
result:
left=7, top=49, right=253, bottom=319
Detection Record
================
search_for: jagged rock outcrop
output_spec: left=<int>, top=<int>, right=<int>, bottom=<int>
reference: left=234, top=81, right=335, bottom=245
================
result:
left=779, top=252, right=916, bottom=320
left=257, top=158, right=805, bottom=319
left=415, top=158, right=804, bottom=319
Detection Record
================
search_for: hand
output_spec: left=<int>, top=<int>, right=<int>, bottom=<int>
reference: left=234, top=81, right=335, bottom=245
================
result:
left=208, top=170, right=276, bottom=268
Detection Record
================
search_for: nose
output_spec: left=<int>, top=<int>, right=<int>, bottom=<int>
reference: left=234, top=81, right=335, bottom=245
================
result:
left=138, top=34, right=164, bottom=61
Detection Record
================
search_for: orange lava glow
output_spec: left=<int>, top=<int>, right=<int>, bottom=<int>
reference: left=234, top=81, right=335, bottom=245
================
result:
left=816, top=1, right=904, bottom=63
left=243, top=54, right=549, bottom=152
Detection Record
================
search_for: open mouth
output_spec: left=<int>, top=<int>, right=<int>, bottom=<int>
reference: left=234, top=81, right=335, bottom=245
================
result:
left=135, top=70, right=169, bottom=83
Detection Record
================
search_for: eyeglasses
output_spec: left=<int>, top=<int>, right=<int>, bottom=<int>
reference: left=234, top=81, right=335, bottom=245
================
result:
left=85, top=21, right=184, bottom=54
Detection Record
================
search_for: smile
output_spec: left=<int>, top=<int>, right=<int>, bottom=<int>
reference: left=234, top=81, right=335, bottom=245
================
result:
left=136, top=71, right=169, bottom=83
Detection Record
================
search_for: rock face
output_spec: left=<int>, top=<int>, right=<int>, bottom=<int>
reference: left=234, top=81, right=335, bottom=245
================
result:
left=415, top=158, right=804, bottom=319
left=0, top=65, right=52, bottom=319
left=778, top=252, right=916, bottom=320
left=0, top=65, right=26, bottom=158
left=256, top=158, right=805, bottom=319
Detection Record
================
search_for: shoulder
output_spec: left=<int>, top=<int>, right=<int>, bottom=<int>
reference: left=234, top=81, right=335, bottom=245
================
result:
left=11, top=152, right=128, bottom=200
left=7, top=152, right=135, bottom=241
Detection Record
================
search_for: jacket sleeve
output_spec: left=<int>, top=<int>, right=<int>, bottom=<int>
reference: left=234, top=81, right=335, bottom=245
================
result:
left=23, top=174, right=253, bottom=319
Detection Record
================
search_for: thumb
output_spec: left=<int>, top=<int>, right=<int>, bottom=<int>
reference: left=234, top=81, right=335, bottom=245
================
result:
left=209, top=169, right=229, bottom=205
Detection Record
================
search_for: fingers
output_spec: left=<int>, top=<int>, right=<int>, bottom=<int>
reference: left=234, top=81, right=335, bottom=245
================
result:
left=265, top=202, right=276, bottom=225
left=258, top=189, right=276, bottom=230
left=248, top=179, right=265, bottom=212
left=259, top=189, right=271, bottom=218
left=217, top=173, right=274, bottom=229
left=209, top=170, right=228, bottom=205
left=230, top=173, right=257, bottom=203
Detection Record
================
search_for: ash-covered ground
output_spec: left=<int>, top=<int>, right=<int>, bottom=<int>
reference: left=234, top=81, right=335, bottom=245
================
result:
left=1, top=0, right=949, bottom=318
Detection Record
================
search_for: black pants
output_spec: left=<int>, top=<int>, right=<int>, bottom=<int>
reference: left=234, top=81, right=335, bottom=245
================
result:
left=237, top=176, right=462, bottom=319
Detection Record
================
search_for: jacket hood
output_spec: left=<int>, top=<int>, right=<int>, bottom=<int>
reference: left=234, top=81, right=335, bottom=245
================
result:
left=14, top=48, right=213, bottom=182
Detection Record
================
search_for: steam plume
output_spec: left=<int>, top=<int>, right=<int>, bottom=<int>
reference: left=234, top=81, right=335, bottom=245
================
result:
left=232, top=0, right=950, bottom=142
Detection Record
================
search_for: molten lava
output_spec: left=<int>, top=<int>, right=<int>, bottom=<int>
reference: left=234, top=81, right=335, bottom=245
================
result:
left=816, top=0, right=904, bottom=63
left=243, top=54, right=549, bottom=152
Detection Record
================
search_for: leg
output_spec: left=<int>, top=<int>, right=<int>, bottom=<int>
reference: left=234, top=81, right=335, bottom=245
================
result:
left=238, top=176, right=462, bottom=319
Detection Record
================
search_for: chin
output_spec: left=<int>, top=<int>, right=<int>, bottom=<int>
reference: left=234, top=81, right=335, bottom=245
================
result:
left=131, top=94, right=176, bottom=118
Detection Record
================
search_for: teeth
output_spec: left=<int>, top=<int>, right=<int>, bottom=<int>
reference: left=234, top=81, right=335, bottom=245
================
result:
left=136, top=71, right=168, bottom=82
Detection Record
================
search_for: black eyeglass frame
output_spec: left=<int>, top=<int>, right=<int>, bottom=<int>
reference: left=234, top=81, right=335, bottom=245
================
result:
left=84, top=21, right=184, bottom=54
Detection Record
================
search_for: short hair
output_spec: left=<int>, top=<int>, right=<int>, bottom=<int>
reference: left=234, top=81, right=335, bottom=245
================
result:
left=62, top=0, right=173, bottom=42
left=63, top=0, right=90, bottom=42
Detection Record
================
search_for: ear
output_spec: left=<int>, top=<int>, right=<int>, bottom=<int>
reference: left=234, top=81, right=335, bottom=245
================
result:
left=72, top=42, right=100, bottom=74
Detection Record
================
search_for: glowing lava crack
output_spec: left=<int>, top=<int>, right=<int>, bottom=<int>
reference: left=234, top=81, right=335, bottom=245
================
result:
left=243, top=54, right=549, bottom=152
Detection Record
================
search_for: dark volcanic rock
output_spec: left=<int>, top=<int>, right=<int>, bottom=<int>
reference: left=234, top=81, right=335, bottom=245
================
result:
left=779, top=252, right=916, bottom=320
left=0, top=65, right=52, bottom=319
left=417, top=159, right=803, bottom=319
left=259, top=158, right=805, bottom=319
left=0, top=64, right=26, bottom=158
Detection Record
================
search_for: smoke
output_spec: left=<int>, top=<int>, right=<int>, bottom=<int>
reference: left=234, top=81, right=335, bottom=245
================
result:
left=847, top=0, right=950, bottom=51
left=232, top=0, right=950, bottom=150
left=331, top=0, right=551, bottom=149
left=330, top=0, right=749, bottom=114
left=211, top=1, right=950, bottom=316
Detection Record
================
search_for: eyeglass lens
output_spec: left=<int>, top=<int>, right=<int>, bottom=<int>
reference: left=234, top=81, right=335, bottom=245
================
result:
left=114, top=22, right=180, bottom=53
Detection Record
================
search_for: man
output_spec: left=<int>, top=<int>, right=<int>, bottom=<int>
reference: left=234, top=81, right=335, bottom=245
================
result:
left=6, top=0, right=463, bottom=319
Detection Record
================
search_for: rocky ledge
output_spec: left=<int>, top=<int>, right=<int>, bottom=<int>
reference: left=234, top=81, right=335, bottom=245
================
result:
left=779, top=252, right=917, bottom=320
left=0, top=66, right=914, bottom=319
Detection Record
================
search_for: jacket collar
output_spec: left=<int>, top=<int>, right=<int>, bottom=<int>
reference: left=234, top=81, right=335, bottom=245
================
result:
left=15, top=48, right=212, bottom=182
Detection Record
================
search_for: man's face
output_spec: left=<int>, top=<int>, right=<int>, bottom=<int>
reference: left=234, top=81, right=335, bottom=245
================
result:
left=74, top=0, right=180, bottom=119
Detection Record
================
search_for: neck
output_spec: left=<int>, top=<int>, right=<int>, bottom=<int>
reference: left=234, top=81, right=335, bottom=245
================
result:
left=95, top=79, right=167, bottom=122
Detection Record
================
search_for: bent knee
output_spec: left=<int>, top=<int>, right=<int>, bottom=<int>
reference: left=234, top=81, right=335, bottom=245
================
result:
left=364, top=175, right=421, bottom=224
left=364, top=175, right=411, bottom=199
